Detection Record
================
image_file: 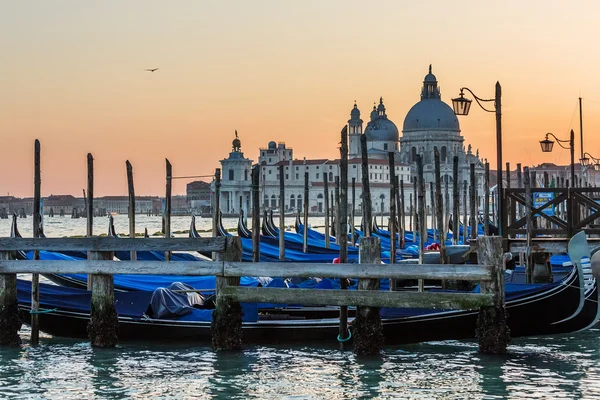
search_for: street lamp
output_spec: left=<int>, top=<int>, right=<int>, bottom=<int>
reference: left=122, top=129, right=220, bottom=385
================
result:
left=452, top=82, right=503, bottom=236
left=539, top=129, right=575, bottom=186
left=580, top=152, right=600, bottom=168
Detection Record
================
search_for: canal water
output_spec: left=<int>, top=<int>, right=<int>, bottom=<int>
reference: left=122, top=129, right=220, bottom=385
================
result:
left=1, top=215, right=599, bottom=398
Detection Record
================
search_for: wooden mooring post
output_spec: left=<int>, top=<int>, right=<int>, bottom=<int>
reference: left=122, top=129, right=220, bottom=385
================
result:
left=126, top=160, right=136, bottom=261
left=399, top=178, right=405, bottom=249
left=470, top=163, right=477, bottom=240
left=164, top=159, right=172, bottom=261
left=251, top=166, right=260, bottom=262
left=212, top=236, right=244, bottom=351
left=338, top=125, right=349, bottom=344
left=360, top=134, right=372, bottom=237
left=352, top=237, right=383, bottom=356
left=475, top=236, right=509, bottom=354
left=323, top=171, right=330, bottom=249
left=279, top=164, right=285, bottom=260
left=303, top=170, right=309, bottom=252
left=86, top=153, right=94, bottom=291
left=31, top=139, right=41, bottom=344
left=453, top=156, right=459, bottom=245
left=416, top=155, right=425, bottom=291
left=0, top=251, right=20, bottom=346
left=484, top=163, right=490, bottom=236
left=88, top=249, right=118, bottom=347
left=388, top=152, right=397, bottom=266
left=434, top=148, right=445, bottom=262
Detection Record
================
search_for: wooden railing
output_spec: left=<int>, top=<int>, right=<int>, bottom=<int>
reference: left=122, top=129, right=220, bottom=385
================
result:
left=0, top=235, right=507, bottom=355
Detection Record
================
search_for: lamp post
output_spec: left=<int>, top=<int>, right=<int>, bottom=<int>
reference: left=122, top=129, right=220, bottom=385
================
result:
left=452, top=82, right=503, bottom=236
left=539, top=129, right=575, bottom=186
left=580, top=152, right=600, bottom=168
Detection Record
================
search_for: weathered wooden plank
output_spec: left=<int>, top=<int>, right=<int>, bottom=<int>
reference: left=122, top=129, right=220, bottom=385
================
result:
left=0, top=260, right=223, bottom=275
left=222, top=286, right=494, bottom=309
left=0, top=237, right=227, bottom=252
left=509, top=240, right=600, bottom=254
left=224, top=262, right=492, bottom=281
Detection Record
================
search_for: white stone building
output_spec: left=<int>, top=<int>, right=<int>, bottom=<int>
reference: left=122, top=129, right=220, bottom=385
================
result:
left=216, top=66, right=488, bottom=216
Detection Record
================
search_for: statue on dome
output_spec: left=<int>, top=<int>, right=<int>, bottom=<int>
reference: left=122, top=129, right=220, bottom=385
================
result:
left=476, top=149, right=479, bottom=158
left=468, top=144, right=472, bottom=155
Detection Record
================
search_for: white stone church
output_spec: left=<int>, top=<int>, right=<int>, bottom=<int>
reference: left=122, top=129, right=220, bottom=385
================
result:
left=217, top=66, right=486, bottom=216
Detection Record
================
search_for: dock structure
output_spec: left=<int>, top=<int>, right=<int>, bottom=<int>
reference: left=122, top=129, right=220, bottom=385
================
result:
left=0, top=235, right=506, bottom=354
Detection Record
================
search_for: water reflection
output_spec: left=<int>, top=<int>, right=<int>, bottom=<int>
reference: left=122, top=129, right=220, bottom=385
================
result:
left=0, top=332, right=599, bottom=398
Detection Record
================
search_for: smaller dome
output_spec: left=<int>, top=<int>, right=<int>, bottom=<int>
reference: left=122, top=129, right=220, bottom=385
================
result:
left=268, top=141, right=277, bottom=149
left=350, top=103, right=360, bottom=118
left=424, top=64, right=437, bottom=83
left=370, top=105, right=377, bottom=121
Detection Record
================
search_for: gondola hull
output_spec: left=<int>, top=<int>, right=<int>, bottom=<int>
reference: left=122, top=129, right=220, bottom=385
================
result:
left=17, top=264, right=586, bottom=344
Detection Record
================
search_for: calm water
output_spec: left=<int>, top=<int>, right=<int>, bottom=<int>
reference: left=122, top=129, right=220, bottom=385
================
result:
left=2, top=216, right=599, bottom=399
left=1, top=327, right=600, bottom=399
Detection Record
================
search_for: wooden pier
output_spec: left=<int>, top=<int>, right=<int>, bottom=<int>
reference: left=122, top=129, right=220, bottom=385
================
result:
left=0, top=235, right=507, bottom=355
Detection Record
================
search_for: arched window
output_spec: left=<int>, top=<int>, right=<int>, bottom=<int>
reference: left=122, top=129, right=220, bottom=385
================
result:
left=290, top=194, right=296, bottom=209
left=263, top=194, right=268, bottom=208
left=297, top=195, right=303, bottom=211
left=411, top=147, right=417, bottom=162
left=441, top=146, right=447, bottom=162
left=271, top=194, right=277, bottom=208
left=329, top=172, right=333, bottom=182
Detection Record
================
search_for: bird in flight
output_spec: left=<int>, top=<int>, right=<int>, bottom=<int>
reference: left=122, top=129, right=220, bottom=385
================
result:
left=145, top=68, right=159, bottom=72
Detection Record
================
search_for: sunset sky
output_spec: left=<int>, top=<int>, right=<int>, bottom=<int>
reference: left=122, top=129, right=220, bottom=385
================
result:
left=4, top=0, right=600, bottom=197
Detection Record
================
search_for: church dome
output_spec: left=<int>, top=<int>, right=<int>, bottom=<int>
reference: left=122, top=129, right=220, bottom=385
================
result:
left=364, top=98, right=399, bottom=142
left=350, top=103, right=360, bottom=118
left=402, top=65, right=460, bottom=133
left=402, top=100, right=459, bottom=132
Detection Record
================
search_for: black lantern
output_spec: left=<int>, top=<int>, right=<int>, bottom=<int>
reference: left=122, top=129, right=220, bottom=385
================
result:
left=539, top=136, right=554, bottom=153
left=581, top=156, right=590, bottom=166
left=451, top=91, right=472, bottom=116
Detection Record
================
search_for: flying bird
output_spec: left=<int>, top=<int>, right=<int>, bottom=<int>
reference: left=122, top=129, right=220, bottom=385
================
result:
left=145, top=68, right=159, bottom=72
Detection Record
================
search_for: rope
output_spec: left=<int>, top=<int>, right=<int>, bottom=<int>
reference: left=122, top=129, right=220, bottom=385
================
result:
left=30, top=308, right=57, bottom=315
left=337, top=327, right=352, bottom=343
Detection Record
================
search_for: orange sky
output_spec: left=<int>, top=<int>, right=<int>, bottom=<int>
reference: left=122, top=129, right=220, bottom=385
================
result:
left=3, top=0, right=600, bottom=197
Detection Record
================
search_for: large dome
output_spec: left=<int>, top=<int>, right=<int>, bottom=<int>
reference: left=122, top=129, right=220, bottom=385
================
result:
left=365, top=118, right=399, bottom=142
left=402, top=99, right=460, bottom=132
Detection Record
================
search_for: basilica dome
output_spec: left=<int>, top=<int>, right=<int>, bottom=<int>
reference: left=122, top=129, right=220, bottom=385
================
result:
left=364, top=98, right=399, bottom=142
left=402, top=66, right=460, bottom=133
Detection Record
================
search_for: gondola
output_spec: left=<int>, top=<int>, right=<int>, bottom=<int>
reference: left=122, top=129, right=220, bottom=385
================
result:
left=14, top=256, right=587, bottom=344
left=237, top=209, right=252, bottom=238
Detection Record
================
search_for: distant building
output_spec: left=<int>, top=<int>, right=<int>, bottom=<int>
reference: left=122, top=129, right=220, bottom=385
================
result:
left=214, top=66, right=490, bottom=216
left=96, top=196, right=156, bottom=215
left=187, top=181, right=212, bottom=214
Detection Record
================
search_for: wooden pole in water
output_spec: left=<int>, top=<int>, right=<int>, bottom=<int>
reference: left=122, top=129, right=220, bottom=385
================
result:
left=323, top=172, right=330, bottom=248
left=351, top=177, right=356, bottom=246
left=470, top=163, right=477, bottom=240
left=444, top=178, right=450, bottom=245
left=251, top=166, right=260, bottom=262
left=434, top=148, right=445, bottom=263
left=360, top=134, right=372, bottom=237
left=476, top=236, right=509, bottom=354
left=86, top=153, right=94, bottom=291
left=88, top=249, right=118, bottom=347
left=31, top=139, right=41, bottom=345
left=388, top=152, right=397, bottom=267
left=430, top=181, right=436, bottom=242
left=524, top=167, right=533, bottom=283
left=352, top=236, right=383, bottom=356
left=334, top=176, right=340, bottom=245
left=213, top=168, right=222, bottom=263
left=338, top=125, right=349, bottom=343
left=453, top=156, right=459, bottom=245
left=303, top=170, right=309, bottom=252
left=462, top=180, right=468, bottom=245
left=484, top=163, right=490, bottom=235
left=409, top=193, right=413, bottom=233
left=0, top=251, right=20, bottom=346
left=505, top=162, right=511, bottom=234
left=164, top=159, right=172, bottom=261
left=126, top=160, right=136, bottom=261
left=416, top=155, right=425, bottom=292
left=212, top=236, right=243, bottom=350
left=279, top=164, right=285, bottom=260
left=413, top=177, right=418, bottom=241
left=399, top=178, right=405, bottom=248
